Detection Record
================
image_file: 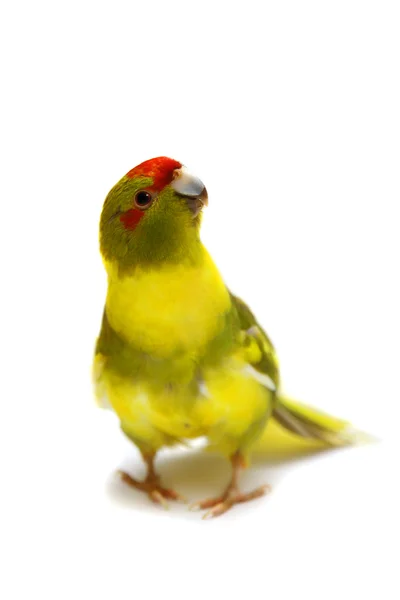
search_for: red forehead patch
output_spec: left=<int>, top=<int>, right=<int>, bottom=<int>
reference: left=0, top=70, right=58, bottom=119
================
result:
left=126, top=157, right=182, bottom=192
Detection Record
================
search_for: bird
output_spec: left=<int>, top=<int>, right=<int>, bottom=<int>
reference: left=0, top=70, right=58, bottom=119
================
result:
left=93, top=156, right=359, bottom=518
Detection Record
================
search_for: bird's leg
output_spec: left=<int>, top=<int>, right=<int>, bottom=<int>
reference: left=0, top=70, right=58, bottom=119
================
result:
left=119, top=452, right=185, bottom=507
left=191, top=451, right=270, bottom=519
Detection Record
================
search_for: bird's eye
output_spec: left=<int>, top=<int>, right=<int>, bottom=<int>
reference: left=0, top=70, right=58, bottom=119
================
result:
left=134, top=190, right=153, bottom=209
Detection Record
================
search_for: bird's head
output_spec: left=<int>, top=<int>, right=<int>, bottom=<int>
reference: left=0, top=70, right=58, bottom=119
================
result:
left=100, top=157, right=208, bottom=269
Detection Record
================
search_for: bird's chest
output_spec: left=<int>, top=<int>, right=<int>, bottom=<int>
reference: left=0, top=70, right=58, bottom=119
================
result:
left=105, top=262, right=231, bottom=358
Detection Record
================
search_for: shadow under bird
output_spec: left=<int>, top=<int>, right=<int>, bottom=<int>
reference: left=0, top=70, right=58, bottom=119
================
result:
left=93, top=156, right=361, bottom=518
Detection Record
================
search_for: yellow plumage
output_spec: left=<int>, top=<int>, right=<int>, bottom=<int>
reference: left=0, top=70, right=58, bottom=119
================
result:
left=94, top=156, right=361, bottom=517
left=97, top=248, right=273, bottom=457
left=104, top=250, right=230, bottom=357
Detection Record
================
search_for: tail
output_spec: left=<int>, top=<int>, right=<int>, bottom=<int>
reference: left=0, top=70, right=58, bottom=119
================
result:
left=272, top=395, right=370, bottom=446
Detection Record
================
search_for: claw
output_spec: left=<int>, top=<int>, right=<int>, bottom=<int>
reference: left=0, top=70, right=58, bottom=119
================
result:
left=203, top=502, right=230, bottom=519
left=188, top=502, right=204, bottom=512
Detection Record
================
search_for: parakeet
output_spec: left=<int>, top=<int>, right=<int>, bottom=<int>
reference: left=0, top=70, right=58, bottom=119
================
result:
left=93, top=156, right=357, bottom=518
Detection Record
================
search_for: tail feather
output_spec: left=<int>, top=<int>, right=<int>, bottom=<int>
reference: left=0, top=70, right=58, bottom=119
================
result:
left=273, top=395, right=370, bottom=446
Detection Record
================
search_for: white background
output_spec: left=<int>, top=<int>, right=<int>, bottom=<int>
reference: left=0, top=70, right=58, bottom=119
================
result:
left=1, top=1, right=399, bottom=598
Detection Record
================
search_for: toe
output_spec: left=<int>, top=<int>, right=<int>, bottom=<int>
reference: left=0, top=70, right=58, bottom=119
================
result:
left=189, top=496, right=224, bottom=511
left=193, top=483, right=271, bottom=519
left=236, top=484, right=271, bottom=503
left=118, top=470, right=142, bottom=488
left=150, top=490, right=170, bottom=509
left=202, top=501, right=232, bottom=519
left=160, top=488, right=187, bottom=503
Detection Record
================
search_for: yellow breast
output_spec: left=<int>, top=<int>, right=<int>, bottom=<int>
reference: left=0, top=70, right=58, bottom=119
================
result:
left=105, top=249, right=230, bottom=358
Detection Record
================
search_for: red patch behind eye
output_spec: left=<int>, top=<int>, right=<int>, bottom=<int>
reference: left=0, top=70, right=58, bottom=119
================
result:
left=126, top=156, right=182, bottom=192
left=120, top=208, right=144, bottom=230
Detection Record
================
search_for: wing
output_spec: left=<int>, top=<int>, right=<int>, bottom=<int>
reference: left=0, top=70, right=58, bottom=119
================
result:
left=230, top=292, right=280, bottom=389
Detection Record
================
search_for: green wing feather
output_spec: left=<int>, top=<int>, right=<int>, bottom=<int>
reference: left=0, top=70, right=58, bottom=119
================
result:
left=231, top=293, right=366, bottom=446
left=230, top=292, right=280, bottom=388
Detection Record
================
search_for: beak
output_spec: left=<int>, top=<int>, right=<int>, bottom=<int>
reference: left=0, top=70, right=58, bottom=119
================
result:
left=171, top=166, right=208, bottom=217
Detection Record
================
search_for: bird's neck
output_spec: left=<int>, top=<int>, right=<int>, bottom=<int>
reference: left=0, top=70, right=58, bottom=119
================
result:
left=101, top=222, right=203, bottom=274
left=104, top=246, right=232, bottom=358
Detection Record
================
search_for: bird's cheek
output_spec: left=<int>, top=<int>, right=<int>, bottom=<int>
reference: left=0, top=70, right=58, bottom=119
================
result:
left=120, top=208, right=144, bottom=230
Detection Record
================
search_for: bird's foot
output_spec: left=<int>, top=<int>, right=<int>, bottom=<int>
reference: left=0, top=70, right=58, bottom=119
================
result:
left=118, top=470, right=186, bottom=508
left=191, top=483, right=271, bottom=519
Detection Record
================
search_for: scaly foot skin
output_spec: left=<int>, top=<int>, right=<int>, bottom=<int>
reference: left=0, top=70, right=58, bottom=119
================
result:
left=118, top=452, right=186, bottom=508
left=191, top=483, right=270, bottom=519
left=118, top=470, right=186, bottom=508
left=190, top=451, right=271, bottom=519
